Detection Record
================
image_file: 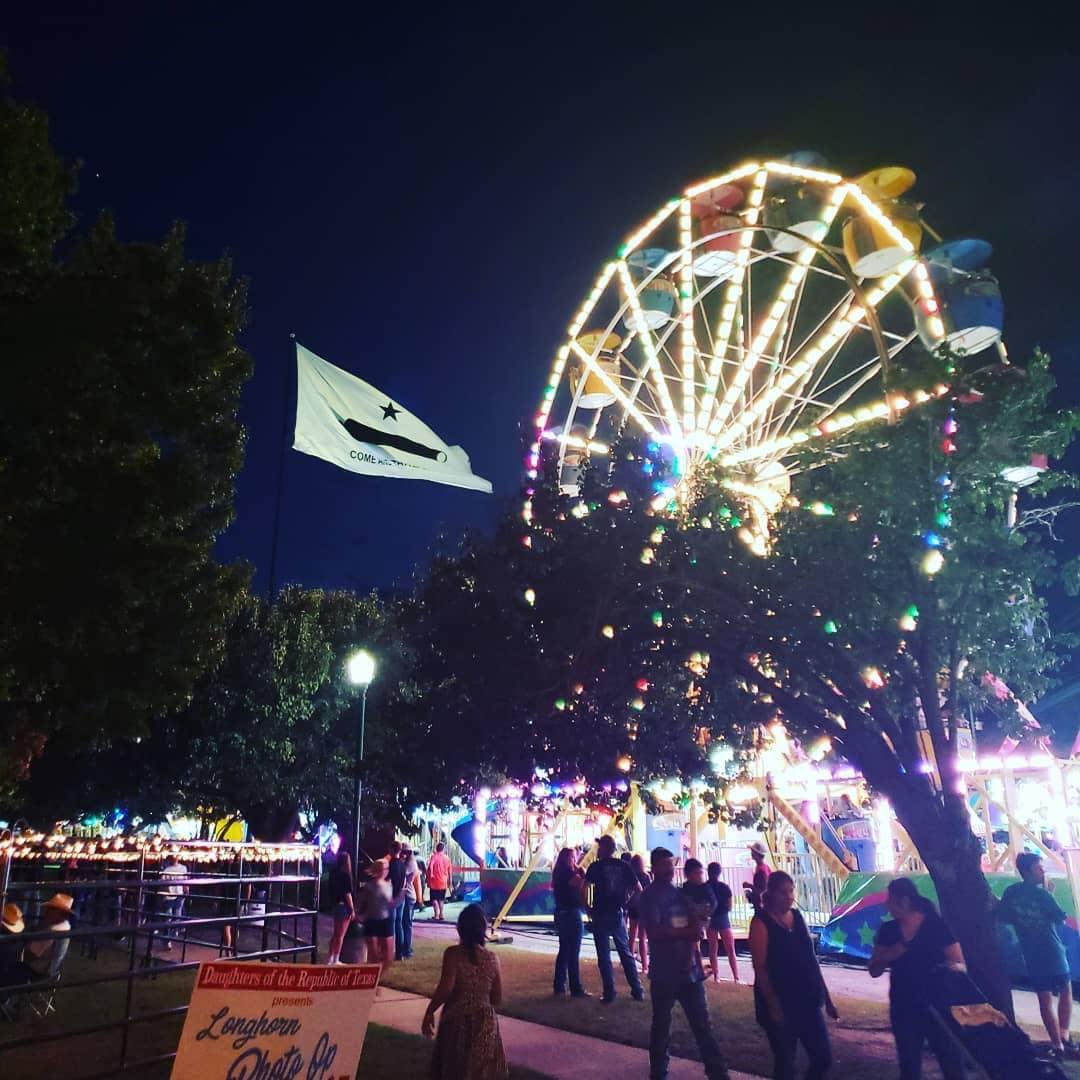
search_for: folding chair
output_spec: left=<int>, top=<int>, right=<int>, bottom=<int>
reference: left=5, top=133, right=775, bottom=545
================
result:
left=28, top=936, right=70, bottom=1018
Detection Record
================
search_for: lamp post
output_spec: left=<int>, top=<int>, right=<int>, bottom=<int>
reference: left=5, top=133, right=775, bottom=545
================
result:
left=346, top=649, right=376, bottom=878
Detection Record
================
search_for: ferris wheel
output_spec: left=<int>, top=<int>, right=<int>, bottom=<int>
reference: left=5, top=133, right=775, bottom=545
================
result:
left=526, top=154, right=1005, bottom=547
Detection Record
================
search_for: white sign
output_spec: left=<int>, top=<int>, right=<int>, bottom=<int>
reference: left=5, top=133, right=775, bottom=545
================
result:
left=171, top=961, right=380, bottom=1080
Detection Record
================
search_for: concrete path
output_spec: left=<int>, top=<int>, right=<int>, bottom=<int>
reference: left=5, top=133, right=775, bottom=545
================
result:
left=370, top=985, right=762, bottom=1080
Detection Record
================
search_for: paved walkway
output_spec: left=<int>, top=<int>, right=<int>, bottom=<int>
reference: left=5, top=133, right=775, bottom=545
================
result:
left=370, top=985, right=761, bottom=1079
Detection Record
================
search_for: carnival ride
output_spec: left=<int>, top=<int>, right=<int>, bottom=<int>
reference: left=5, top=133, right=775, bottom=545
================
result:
left=524, top=153, right=1005, bottom=553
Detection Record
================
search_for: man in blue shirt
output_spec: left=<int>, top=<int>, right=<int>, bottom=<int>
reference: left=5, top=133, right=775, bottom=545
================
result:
left=999, top=852, right=1078, bottom=1061
left=639, top=847, right=730, bottom=1080
left=584, top=834, right=644, bottom=1003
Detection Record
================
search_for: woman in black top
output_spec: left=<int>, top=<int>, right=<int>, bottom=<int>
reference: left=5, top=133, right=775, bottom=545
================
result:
left=551, top=847, right=589, bottom=997
left=869, top=877, right=966, bottom=1080
left=326, top=850, right=355, bottom=966
left=750, top=871, right=838, bottom=1080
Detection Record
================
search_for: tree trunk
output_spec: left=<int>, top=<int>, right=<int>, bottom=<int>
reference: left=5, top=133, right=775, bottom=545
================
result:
left=895, top=795, right=1014, bottom=1019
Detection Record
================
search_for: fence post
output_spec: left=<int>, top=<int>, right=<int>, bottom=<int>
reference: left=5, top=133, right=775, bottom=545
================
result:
left=119, top=850, right=146, bottom=1070
left=0, top=845, right=10, bottom=915
left=236, top=849, right=244, bottom=957
left=311, top=852, right=320, bottom=963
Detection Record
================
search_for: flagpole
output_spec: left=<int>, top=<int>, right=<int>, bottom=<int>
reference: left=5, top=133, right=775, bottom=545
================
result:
left=267, top=334, right=294, bottom=599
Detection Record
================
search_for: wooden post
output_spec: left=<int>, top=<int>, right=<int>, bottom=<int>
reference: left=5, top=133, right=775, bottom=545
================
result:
left=1000, top=768, right=1023, bottom=867
left=629, top=782, right=648, bottom=855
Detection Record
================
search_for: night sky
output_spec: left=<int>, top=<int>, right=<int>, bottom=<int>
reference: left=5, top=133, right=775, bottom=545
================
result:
left=3, top=12, right=1079, bottom=702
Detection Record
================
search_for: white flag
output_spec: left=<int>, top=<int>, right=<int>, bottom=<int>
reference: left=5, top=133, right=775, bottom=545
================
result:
left=292, top=344, right=493, bottom=494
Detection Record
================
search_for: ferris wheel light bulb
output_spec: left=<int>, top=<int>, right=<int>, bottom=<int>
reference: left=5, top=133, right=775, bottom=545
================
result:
left=922, top=549, right=945, bottom=576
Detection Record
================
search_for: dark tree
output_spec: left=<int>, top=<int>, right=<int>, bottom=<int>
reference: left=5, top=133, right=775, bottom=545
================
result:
left=0, top=67, right=251, bottom=798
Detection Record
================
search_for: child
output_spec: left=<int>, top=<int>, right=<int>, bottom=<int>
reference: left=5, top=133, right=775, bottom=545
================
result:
left=423, top=904, right=509, bottom=1078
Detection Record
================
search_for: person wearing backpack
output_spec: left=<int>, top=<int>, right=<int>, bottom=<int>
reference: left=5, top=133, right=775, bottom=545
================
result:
left=584, top=835, right=644, bottom=1004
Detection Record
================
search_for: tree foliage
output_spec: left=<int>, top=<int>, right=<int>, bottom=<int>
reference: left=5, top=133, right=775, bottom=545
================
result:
left=15, top=586, right=431, bottom=838
left=0, top=68, right=252, bottom=797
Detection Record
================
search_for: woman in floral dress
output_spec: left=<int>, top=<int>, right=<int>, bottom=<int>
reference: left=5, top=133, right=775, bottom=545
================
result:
left=422, top=904, right=509, bottom=1079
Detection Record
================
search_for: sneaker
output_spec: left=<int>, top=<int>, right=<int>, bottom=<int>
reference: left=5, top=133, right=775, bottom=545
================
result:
left=631, top=989, right=645, bottom=1001
left=601, top=994, right=616, bottom=1005
left=570, top=990, right=592, bottom=998
left=1064, top=1040, right=1080, bottom=1060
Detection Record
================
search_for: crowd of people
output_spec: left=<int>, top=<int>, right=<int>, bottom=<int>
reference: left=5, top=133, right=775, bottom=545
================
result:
left=324, top=840, right=426, bottom=967
left=410, top=840, right=1078, bottom=1080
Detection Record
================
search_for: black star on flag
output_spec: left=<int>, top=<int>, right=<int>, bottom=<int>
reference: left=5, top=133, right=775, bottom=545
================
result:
left=381, top=401, right=401, bottom=421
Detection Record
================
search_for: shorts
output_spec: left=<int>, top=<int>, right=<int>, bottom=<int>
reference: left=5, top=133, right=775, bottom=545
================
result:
left=331, top=902, right=350, bottom=920
left=1030, top=973, right=1070, bottom=995
left=710, top=913, right=731, bottom=932
left=364, top=917, right=392, bottom=938
left=429, top=888, right=446, bottom=901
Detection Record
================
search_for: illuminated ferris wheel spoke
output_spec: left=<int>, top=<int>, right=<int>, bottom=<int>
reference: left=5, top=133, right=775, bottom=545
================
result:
left=697, top=169, right=768, bottom=433
left=568, top=339, right=659, bottom=436
left=677, top=198, right=697, bottom=435
left=755, top=271, right=815, bottom=447
left=713, top=261, right=914, bottom=453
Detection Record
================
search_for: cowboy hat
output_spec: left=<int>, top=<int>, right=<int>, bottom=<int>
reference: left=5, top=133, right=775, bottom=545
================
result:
left=1, top=903, right=24, bottom=933
left=749, top=841, right=768, bottom=858
left=43, top=893, right=74, bottom=914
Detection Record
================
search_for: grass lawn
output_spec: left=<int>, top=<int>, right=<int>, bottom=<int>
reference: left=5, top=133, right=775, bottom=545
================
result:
left=381, top=937, right=906, bottom=1080
left=0, top=945, right=548, bottom=1078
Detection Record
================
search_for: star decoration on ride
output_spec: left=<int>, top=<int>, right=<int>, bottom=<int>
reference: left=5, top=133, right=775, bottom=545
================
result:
left=381, top=401, right=401, bottom=421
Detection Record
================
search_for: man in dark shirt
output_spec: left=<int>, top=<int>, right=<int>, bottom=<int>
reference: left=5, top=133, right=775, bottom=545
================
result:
left=584, top=834, right=644, bottom=1003
left=640, top=848, right=730, bottom=1080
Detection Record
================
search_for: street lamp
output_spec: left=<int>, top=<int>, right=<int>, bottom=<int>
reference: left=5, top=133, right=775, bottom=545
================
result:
left=346, top=649, right=376, bottom=877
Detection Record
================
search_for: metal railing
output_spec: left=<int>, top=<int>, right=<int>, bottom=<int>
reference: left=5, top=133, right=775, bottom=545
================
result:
left=0, top=848, right=320, bottom=1078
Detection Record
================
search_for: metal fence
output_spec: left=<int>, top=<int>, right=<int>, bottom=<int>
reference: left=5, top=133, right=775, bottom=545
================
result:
left=0, top=846, right=320, bottom=1078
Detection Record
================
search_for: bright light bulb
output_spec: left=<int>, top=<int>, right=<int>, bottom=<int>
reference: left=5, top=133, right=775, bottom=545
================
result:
left=346, top=650, right=376, bottom=686
left=922, top=549, right=945, bottom=576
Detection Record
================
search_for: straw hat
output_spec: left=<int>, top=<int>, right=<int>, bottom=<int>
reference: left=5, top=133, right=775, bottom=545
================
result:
left=43, top=893, right=74, bottom=914
left=1, top=903, right=24, bottom=933
left=749, top=841, right=768, bottom=858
